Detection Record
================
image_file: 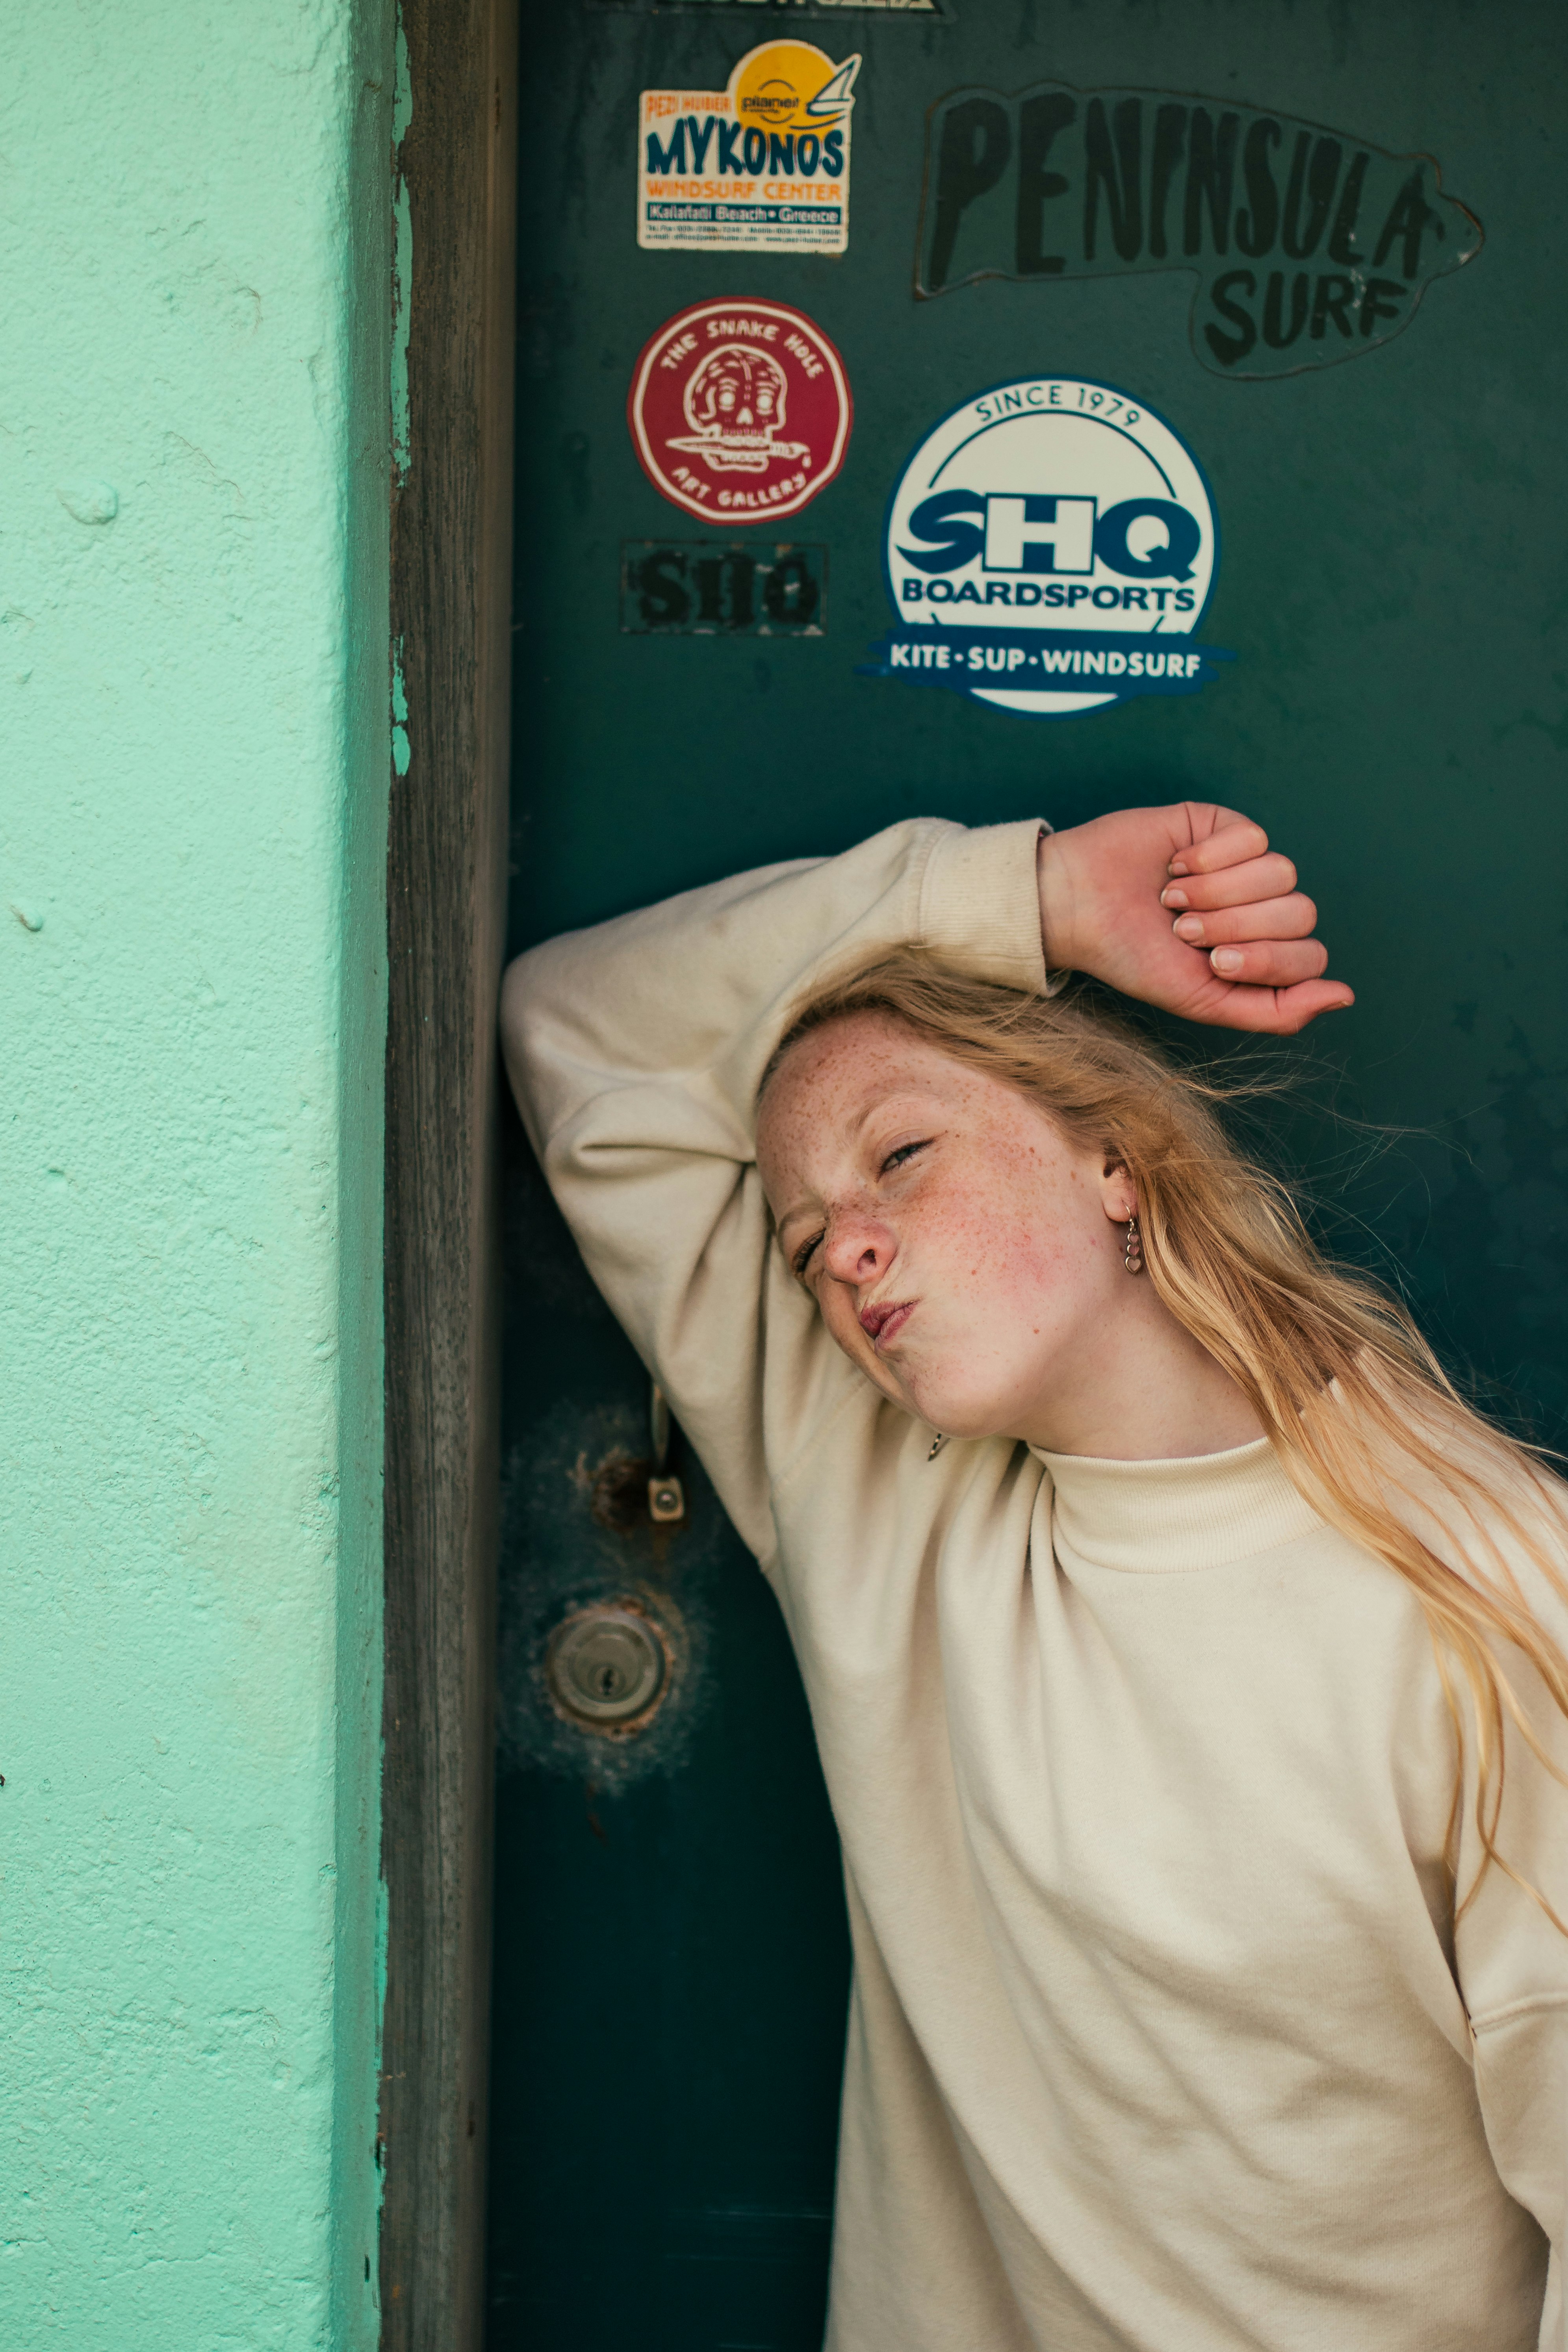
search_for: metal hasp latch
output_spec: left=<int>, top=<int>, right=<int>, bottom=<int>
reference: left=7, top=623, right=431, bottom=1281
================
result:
left=546, top=1605, right=667, bottom=1728
left=648, top=1381, right=685, bottom=1523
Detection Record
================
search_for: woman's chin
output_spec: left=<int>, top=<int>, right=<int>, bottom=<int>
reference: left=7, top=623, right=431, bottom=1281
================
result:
left=897, top=1380, right=1023, bottom=1444
left=867, top=1342, right=1035, bottom=1441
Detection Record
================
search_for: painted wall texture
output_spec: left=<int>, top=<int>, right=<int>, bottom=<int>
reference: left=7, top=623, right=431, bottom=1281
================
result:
left=1, top=3, right=394, bottom=2343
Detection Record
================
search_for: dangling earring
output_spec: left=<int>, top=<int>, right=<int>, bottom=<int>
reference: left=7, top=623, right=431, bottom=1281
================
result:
left=927, top=1432, right=947, bottom=1461
left=1123, top=1215, right=1144, bottom=1275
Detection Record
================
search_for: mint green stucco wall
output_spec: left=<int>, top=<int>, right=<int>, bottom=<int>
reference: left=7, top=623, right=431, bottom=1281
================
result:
left=1, top=5, right=394, bottom=2343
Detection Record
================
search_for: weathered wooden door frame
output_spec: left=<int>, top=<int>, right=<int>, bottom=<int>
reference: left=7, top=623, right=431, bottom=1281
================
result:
left=380, top=0, right=518, bottom=2343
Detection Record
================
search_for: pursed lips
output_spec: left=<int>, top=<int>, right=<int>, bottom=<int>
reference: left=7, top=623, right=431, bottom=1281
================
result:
left=859, top=1299, right=915, bottom=1349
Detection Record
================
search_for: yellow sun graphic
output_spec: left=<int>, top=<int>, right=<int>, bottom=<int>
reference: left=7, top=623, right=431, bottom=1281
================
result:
left=733, top=43, right=859, bottom=133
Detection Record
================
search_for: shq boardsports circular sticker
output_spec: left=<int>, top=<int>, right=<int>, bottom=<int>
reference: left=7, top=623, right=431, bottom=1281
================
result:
left=627, top=299, right=852, bottom=525
left=867, top=377, right=1228, bottom=719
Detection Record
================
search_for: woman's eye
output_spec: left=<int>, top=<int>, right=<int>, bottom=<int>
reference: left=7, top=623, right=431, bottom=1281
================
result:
left=793, top=1231, right=825, bottom=1279
left=880, top=1140, right=930, bottom=1177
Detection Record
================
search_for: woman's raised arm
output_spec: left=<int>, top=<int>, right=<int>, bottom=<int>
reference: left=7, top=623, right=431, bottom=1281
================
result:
left=499, top=818, right=1046, bottom=1559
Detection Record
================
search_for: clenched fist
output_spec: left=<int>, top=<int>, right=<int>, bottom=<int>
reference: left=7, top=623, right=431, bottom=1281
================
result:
left=1036, top=803, right=1353, bottom=1034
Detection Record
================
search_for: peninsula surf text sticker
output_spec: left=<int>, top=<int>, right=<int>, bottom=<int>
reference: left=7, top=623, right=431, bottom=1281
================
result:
left=916, top=82, right=1481, bottom=378
left=864, top=377, right=1227, bottom=718
left=639, top=41, right=859, bottom=253
left=628, top=300, right=852, bottom=523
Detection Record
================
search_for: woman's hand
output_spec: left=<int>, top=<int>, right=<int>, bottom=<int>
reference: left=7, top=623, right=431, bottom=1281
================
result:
left=1036, top=804, right=1354, bottom=1034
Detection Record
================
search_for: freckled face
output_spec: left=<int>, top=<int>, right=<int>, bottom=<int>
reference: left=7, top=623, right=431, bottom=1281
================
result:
left=756, top=1012, right=1129, bottom=1441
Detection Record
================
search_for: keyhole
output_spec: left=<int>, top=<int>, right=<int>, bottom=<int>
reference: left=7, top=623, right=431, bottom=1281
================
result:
left=547, top=1604, right=668, bottom=1730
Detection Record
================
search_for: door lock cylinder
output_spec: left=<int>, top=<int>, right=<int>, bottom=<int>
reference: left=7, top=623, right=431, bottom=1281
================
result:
left=546, top=1604, right=668, bottom=1730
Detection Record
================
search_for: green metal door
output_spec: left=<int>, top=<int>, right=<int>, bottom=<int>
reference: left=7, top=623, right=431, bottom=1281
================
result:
left=487, top=5, right=1568, bottom=2343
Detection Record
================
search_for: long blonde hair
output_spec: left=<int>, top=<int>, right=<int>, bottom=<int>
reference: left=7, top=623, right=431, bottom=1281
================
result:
left=770, top=951, right=1568, bottom=1927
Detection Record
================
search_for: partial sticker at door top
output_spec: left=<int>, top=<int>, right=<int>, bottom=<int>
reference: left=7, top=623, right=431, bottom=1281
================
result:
left=863, top=378, right=1227, bottom=720
left=639, top=41, right=859, bottom=254
left=916, top=82, right=1481, bottom=378
left=601, top=1, right=943, bottom=18
left=627, top=300, right=852, bottom=523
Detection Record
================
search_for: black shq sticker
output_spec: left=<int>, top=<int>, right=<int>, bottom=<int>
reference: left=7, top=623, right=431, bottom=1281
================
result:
left=621, top=542, right=828, bottom=637
left=916, top=81, right=1481, bottom=377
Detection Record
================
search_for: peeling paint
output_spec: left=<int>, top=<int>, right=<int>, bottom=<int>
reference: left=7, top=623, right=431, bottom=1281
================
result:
left=392, top=12, right=413, bottom=483
left=391, top=632, right=410, bottom=776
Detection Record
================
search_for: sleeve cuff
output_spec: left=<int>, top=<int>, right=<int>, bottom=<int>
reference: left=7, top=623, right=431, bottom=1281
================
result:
left=917, top=818, right=1052, bottom=994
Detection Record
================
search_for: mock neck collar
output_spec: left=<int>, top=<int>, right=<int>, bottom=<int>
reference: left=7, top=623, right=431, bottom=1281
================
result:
left=1026, top=1436, right=1321, bottom=1573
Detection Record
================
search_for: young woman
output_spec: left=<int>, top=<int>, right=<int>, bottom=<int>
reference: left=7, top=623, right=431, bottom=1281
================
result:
left=501, top=805, right=1568, bottom=2352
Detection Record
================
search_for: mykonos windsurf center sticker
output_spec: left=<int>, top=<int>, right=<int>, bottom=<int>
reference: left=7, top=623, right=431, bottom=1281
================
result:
left=639, top=40, right=859, bottom=254
left=627, top=300, right=852, bottom=523
left=863, top=378, right=1228, bottom=718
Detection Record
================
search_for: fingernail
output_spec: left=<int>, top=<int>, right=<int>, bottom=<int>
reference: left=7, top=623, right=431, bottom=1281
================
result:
left=1173, top=915, right=1204, bottom=943
left=1211, top=948, right=1243, bottom=976
left=1160, top=886, right=1189, bottom=908
left=1167, top=859, right=1190, bottom=878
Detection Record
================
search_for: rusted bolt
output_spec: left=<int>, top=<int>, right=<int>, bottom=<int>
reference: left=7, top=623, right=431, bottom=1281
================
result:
left=648, top=1475, right=685, bottom=1524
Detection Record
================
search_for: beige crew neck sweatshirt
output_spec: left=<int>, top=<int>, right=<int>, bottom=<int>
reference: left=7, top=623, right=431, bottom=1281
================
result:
left=501, top=817, right=1568, bottom=2352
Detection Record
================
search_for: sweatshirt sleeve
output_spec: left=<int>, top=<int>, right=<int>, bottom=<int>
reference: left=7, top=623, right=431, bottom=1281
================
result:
left=1454, top=1542, right=1568, bottom=2349
left=499, top=817, right=1047, bottom=1564
left=1470, top=1998, right=1568, bottom=2350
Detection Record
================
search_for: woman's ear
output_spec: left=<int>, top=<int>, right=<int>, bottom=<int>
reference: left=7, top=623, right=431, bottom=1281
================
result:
left=1099, top=1155, right=1138, bottom=1226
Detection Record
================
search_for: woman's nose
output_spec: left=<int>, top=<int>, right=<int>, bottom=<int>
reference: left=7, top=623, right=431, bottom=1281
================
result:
left=823, top=1217, right=897, bottom=1287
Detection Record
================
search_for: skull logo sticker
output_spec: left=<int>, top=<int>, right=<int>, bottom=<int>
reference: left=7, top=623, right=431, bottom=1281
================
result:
left=667, top=347, right=808, bottom=474
left=628, top=299, right=852, bottom=522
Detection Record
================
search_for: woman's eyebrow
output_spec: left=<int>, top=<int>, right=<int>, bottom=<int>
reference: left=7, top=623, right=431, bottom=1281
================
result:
left=850, top=1086, right=943, bottom=1140
left=770, top=1192, right=822, bottom=1242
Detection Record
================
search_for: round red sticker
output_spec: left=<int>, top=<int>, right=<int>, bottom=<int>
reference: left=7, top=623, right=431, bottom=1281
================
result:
left=627, top=299, right=852, bottom=525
